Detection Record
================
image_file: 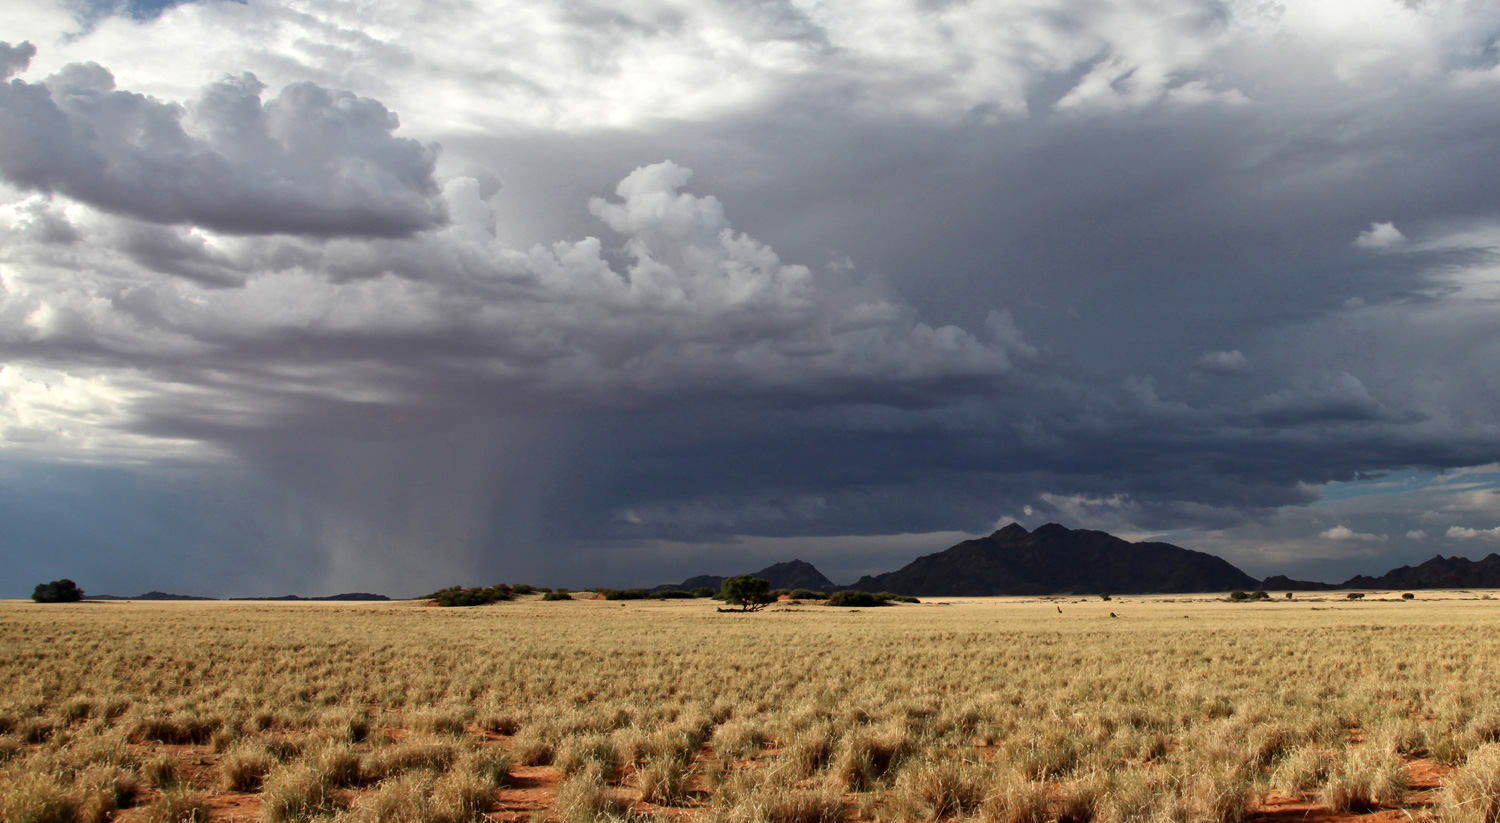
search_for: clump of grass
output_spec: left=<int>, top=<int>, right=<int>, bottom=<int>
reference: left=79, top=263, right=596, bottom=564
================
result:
left=321, top=710, right=371, bottom=744
left=893, top=757, right=986, bottom=819
left=478, top=711, right=521, bottom=736
left=221, top=740, right=279, bottom=791
left=260, top=765, right=343, bottom=823
left=1183, top=764, right=1249, bottom=823
left=980, top=770, right=1049, bottom=823
left=510, top=724, right=556, bottom=766
left=362, top=737, right=456, bottom=781
left=1320, top=746, right=1408, bottom=812
left=636, top=753, right=693, bottom=805
left=751, top=786, right=847, bottom=823
left=134, top=713, right=214, bottom=745
left=311, top=743, right=363, bottom=788
left=554, top=764, right=627, bottom=823
left=554, top=732, right=622, bottom=778
left=714, top=719, right=768, bottom=760
left=0, top=775, right=83, bottom=823
left=1272, top=745, right=1336, bottom=796
left=785, top=723, right=837, bottom=778
left=138, top=788, right=212, bottom=823
left=1056, top=771, right=1110, bottom=823
left=457, top=747, right=513, bottom=788
left=835, top=726, right=912, bottom=791
left=1441, top=744, right=1500, bottom=823
left=142, top=753, right=178, bottom=788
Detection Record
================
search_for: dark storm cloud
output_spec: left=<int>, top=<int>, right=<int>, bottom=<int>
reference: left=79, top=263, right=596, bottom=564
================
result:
left=0, top=45, right=443, bottom=237
left=7, top=1, right=1500, bottom=595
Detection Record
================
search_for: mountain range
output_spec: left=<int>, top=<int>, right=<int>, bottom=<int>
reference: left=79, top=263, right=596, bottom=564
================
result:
left=656, top=523, right=1500, bottom=596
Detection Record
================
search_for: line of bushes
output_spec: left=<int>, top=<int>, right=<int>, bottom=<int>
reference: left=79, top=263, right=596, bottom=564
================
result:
left=826, top=590, right=920, bottom=607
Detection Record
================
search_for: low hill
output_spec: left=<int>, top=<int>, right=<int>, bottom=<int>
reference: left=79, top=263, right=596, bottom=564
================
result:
left=655, top=559, right=835, bottom=592
left=847, top=523, right=1260, bottom=596
left=1266, top=554, right=1500, bottom=591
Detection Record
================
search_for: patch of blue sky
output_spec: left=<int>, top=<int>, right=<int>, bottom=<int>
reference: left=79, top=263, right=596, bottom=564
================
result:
left=1317, top=465, right=1500, bottom=506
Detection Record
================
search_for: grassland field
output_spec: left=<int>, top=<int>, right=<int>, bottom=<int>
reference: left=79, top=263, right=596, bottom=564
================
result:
left=4, top=592, right=1500, bottom=823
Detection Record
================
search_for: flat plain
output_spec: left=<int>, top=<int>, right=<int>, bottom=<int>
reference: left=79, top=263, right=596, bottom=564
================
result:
left=4, top=592, right=1500, bottom=823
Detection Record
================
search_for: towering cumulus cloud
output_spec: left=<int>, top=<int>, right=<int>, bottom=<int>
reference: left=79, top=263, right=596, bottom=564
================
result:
left=0, top=45, right=443, bottom=236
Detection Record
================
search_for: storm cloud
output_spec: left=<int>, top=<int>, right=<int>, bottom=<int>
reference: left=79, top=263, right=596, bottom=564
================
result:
left=3, top=0, right=1500, bottom=596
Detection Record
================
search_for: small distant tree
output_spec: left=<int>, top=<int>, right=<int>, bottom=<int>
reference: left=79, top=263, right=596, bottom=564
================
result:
left=1229, top=591, right=1249, bottom=601
left=1347, top=592, right=1365, bottom=600
left=718, top=575, right=774, bottom=612
left=1099, top=594, right=1112, bottom=602
left=1286, top=592, right=1294, bottom=599
left=32, top=579, right=84, bottom=603
left=1402, top=593, right=1415, bottom=600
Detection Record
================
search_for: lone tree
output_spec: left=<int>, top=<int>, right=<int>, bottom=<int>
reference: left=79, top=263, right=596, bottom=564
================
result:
left=718, top=575, right=774, bottom=612
left=33, top=579, right=84, bottom=603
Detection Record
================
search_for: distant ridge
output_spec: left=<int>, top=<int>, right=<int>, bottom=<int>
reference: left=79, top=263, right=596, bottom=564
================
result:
left=848, top=523, right=1260, bottom=596
left=1266, top=554, right=1500, bottom=591
left=236, top=593, right=391, bottom=601
left=654, top=559, right=836, bottom=593
left=87, top=591, right=217, bottom=601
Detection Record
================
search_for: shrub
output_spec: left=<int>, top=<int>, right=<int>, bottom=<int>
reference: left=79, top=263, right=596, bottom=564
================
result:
left=827, top=591, right=888, bottom=608
left=1348, top=592, right=1365, bottom=600
left=32, top=579, right=83, bottom=603
left=599, top=589, right=649, bottom=601
left=542, top=591, right=573, bottom=601
left=719, top=575, right=774, bottom=612
left=788, top=589, right=828, bottom=600
left=652, top=590, right=695, bottom=599
left=876, top=592, right=920, bottom=603
left=422, top=585, right=514, bottom=607
left=1403, top=593, right=1416, bottom=600
left=691, top=587, right=716, bottom=598
left=510, top=584, right=550, bottom=595
left=1229, top=591, right=1248, bottom=601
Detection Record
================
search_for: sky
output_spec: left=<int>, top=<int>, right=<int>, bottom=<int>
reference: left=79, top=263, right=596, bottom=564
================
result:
left=3, top=0, right=1500, bottom=597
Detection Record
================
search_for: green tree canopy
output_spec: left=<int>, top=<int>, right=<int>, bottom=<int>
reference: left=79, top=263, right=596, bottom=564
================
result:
left=719, top=575, right=774, bottom=612
left=33, top=579, right=83, bottom=603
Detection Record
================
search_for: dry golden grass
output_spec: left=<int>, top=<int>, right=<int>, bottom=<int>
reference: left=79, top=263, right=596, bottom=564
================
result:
left=4, top=593, right=1500, bottom=823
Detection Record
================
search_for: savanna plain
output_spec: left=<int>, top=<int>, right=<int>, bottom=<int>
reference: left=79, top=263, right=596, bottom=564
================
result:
left=5, top=594, right=1500, bottom=823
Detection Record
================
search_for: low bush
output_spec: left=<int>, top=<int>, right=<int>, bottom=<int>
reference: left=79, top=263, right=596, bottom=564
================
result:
left=652, top=590, right=695, bottom=599
left=691, top=587, right=716, bottom=598
left=32, top=579, right=83, bottom=603
left=789, top=589, right=828, bottom=600
left=422, top=585, right=514, bottom=607
left=827, top=591, right=888, bottom=607
left=542, top=591, right=573, bottom=601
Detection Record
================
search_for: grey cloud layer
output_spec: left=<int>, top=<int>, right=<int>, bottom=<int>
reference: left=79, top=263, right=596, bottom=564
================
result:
left=5, top=1, right=1500, bottom=595
left=0, top=45, right=443, bottom=236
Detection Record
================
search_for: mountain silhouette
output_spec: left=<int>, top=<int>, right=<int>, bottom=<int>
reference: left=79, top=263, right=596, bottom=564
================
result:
left=847, top=523, right=1260, bottom=596
left=656, top=558, right=836, bottom=592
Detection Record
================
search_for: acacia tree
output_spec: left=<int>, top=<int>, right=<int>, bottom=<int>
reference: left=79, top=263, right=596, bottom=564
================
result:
left=718, top=575, right=774, bottom=612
